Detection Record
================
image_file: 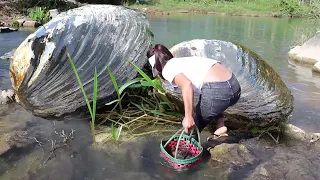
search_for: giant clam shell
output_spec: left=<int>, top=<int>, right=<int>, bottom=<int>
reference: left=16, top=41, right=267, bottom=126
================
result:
left=9, top=5, right=153, bottom=117
left=163, top=39, right=293, bottom=128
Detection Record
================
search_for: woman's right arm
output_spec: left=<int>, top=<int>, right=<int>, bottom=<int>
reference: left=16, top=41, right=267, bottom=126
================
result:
left=173, top=73, right=195, bottom=133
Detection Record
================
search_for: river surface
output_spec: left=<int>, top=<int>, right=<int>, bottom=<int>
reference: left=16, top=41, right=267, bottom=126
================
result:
left=147, top=14, right=320, bottom=132
left=0, top=14, right=320, bottom=180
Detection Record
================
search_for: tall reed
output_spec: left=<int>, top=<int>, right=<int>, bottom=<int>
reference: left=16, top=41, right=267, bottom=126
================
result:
left=68, top=51, right=182, bottom=143
left=67, top=50, right=98, bottom=149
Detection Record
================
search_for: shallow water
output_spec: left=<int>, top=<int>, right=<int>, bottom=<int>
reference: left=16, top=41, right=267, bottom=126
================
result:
left=147, top=14, right=320, bottom=132
left=0, top=15, right=320, bottom=180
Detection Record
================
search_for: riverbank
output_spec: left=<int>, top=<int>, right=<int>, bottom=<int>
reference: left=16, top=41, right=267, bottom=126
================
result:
left=127, top=0, right=319, bottom=18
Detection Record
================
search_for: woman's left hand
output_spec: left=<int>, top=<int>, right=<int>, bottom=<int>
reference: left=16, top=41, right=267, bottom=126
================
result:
left=182, top=116, right=195, bottom=133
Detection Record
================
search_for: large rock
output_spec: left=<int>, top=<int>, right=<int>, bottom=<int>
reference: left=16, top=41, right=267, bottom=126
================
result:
left=9, top=5, right=153, bottom=117
left=0, top=48, right=15, bottom=61
left=288, top=33, right=320, bottom=65
left=0, top=27, right=18, bottom=33
left=163, top=39, right=293, bottom=128
left=22, top=21, right=41, bottom=28
left=49, top=9, right=60, bottom=19
left=209, top=143, right=255, bottom=166
left=312, top=61, right=320, bottom=73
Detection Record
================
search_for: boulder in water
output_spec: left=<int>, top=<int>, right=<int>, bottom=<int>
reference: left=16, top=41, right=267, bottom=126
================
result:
left=0, top=49, right=15, bottom=61
left=0, top=27, right=18, bottom=33
left=9, top=5, right=153, bottom=117
left=312, top=61, right=320, bottom=74
left=288, top=33, right=320, bottom=65
left=162, top=39, right=293, bottom=129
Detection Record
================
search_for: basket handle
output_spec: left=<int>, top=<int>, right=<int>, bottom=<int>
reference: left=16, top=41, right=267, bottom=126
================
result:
left=174, top=126, right=201, bottom=159
left=188, top=125, right=201, bottom=142
left=163, top=127, right=184, bottom=148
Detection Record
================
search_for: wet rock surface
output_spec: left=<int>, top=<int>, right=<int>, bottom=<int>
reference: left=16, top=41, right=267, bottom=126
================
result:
left=209, top=143, right=255, bottom=167
left=1, top=112, right=320, bottom=180
left=164, top=39, right=294, bottom=129
left=0, top=27, right=18, bottom=33
left=0, top=48, right=15, bottom=61
left=9, top=5, right=153, bottom=118
left=312, top=61, right=320, bottom=73
left=0, top=58, right=15, bottom=104
left=0, top=89, right=15, bottom=104
left=288, top=33, right=320, bottom=65
left=207, top=135, right=320, bottom=180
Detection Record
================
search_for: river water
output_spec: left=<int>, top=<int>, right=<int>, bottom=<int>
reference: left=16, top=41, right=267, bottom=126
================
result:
left=0, top=14, right=319, bottom=180
left=147, top=14, right=320, bottom=132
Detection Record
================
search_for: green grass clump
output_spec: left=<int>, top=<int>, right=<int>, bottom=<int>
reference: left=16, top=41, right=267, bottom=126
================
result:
left=29, top=6, right=51, bottom=24
left=12, top=20, right=20, bottom=28
left=127, top=0, right=320, bottom=18
left=102, top=60, right=180, bottom=141
left=67, top=50, right=98, bottom=149
left=68, top=49, right=182, bottom=146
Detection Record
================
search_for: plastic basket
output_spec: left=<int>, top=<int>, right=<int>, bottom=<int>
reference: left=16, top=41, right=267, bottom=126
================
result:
left=160, top=126, right=204, bottom=170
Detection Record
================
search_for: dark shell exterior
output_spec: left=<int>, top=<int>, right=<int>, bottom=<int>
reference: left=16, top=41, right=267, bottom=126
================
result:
left=9, top=5, right=153, bottom=117
left=163, top=39, right=294, bottom=128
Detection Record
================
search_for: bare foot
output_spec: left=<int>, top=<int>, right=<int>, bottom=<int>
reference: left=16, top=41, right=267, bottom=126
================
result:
left=214, top=126, right=227, bottom=136
left=206, top=126, right=228, bottom=141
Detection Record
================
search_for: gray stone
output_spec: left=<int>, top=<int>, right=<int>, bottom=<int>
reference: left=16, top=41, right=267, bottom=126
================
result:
left=0, top=27, right=18, bottom=33
left=288, top=33, right=320, bottom=65
left=283, top=123, right=320, bottom=143
left=15, top=19, right=26, bottom=27
left=209, top=143, right=255, bottom=166
left=312, top=61, right=320, bottom=73
left=165, top=39, right=294, bottom=129
left=49, top=9, right=59, bottom=19
left=0, top=89, right=15, bottom=104
left=22, top=20, right=41, bottom=27
left=0, top=48, right=15, bottom=61
left=9, top=5, right=153, bottom=118
left=248, top=147, right=320, bottom=180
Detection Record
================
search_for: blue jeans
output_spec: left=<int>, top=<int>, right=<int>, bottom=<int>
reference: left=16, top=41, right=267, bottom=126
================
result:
left=194, top=73, right=241, bottom=132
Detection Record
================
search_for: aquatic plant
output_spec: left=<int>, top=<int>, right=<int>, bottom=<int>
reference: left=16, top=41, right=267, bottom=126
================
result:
left=103, top=61, right=182, bottom=141
left=68, top=47, right=182, bottom=143
left=29, top=6, right=51, bottom=24
left=67, top=50, right=98, bottom=149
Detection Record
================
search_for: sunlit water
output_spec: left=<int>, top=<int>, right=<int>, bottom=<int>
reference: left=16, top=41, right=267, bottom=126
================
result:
left=0, top=15, right=319, bottom=180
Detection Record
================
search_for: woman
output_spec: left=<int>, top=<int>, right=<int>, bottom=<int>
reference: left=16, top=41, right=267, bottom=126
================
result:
left=147, top=44, right=241, bottom=141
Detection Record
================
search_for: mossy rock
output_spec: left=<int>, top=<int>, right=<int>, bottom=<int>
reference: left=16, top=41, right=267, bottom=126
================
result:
left=209, top=143, right=255, bottom=166
left=159, top=39, right=294, bottom=129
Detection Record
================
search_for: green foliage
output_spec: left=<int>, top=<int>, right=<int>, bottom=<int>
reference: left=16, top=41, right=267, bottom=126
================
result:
left=29, top=7, right=51, bottom=24
left=104, top=61, right=179, bottom=141
left=67, top=50, right=98, bottom=149
left=291, top=19, right=320, bottom=45
left=111, top=122, right=123, bottom=141
left=308, top=0, right=320, bottom=19
left=106, top=65, right=123, bottom=114
left=12, top=20, right=20, bottom=28
left=13, top=0, right=76, bottom=14
left=251, top=127, right=259, bottom=134
left=128, top=0, right=320, bottom=18
left=278, top=0, right=302, bottom=17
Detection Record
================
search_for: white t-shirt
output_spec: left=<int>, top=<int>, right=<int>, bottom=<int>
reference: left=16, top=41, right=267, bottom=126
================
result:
left=162, top=56, right=219, bottom=93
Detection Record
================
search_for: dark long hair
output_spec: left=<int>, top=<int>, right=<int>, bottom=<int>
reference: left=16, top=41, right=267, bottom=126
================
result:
left=147, top=44, right=173, bottom=78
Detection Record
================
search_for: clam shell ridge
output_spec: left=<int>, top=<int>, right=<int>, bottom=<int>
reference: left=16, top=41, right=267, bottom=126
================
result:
left=164, top=39, right=293, bottom=128
left=9, top=5, right=153, bottom=117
